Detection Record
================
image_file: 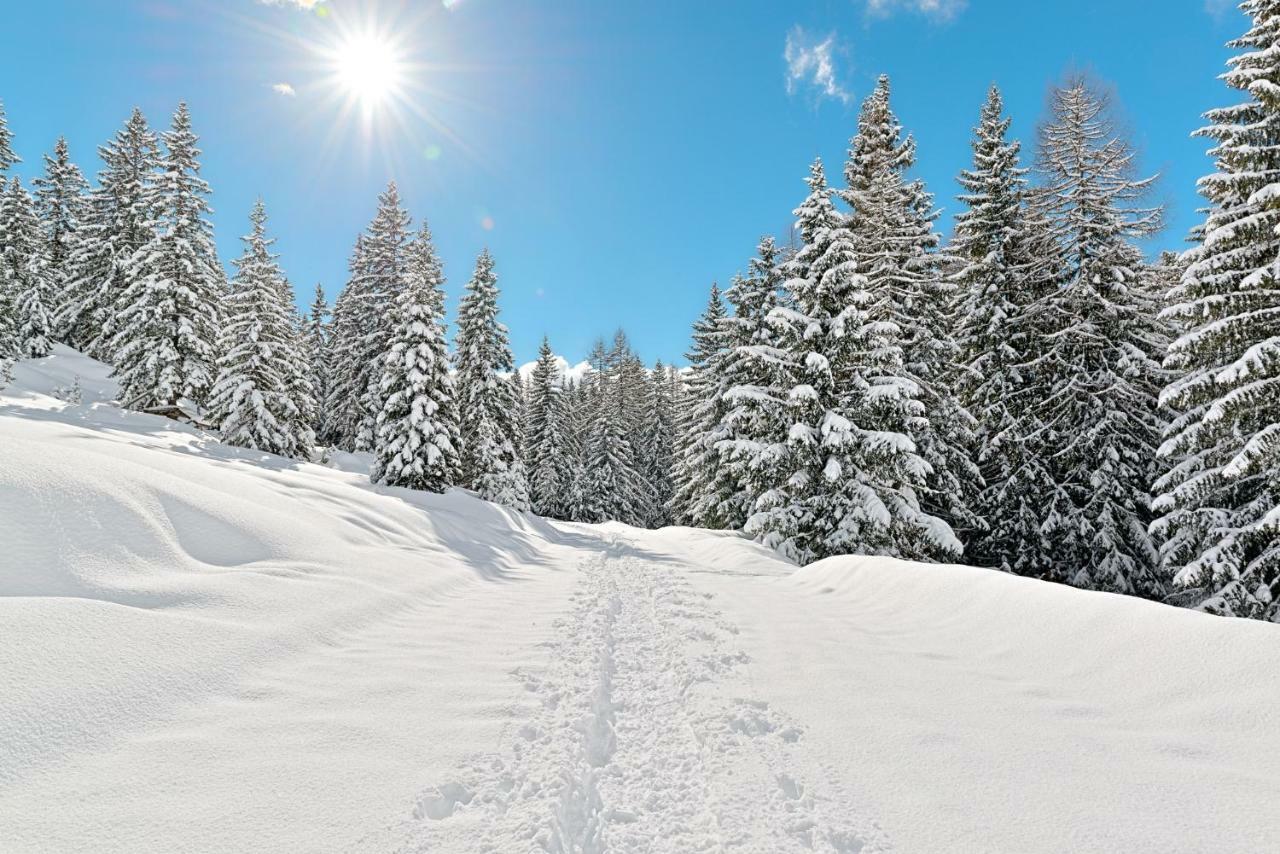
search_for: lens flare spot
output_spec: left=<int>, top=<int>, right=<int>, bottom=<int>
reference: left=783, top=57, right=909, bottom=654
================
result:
left=480, top=216, right=495, bottom=231
left=424, top=144, right=443, bottom=160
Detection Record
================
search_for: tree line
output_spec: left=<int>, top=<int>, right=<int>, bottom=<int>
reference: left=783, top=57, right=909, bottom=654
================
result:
left=1, top=1, right=1279, bottom=623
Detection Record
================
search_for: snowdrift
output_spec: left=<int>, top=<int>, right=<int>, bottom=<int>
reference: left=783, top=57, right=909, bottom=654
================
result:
left=2, top=347, right=1278, bottom=853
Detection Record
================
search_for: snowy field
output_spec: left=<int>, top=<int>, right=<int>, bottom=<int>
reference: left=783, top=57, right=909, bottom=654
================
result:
left=2, top=348, right=1279, bottom=853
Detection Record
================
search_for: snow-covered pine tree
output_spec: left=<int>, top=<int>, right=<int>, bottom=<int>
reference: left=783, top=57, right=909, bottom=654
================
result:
left=560, top=375, right=592, bottom=522
left=32, top=136, right=89, bottom=341
left=949, top=84, right=1057, bottom=573
left=1028, top=78, right=1167, bottom=596
left=112, top=103, right=222, bottom=412
left=525, top=337, right=576, bottom=518
left=637, top=358, right=678, bottom=527
left=207, top=200, right=314, bottom=458
left=718, top=236, right=793, bottom=536
left=323, top=235, right=371, bottom=450
left=371, top=222, right=459, bottom=493
left=59, top=108, right=159, bottom=358
left=0, top=100, right=19, bottom=176
left=453, top=249, right=529, bottom=510
left=1155, top=1, right=1280, bottom=620
left=670, top=283, right=737, bottom=528
left=302, top=283, right=331, bottom=439
left=753, top=158, right=958, bottom=564
left=353, top=182, right=412, bottom=451
left=841, top=74, right=981, bottom=549
left=0, top=177, right=54, bottom=358
left=582, top=357, right=649, bottom=526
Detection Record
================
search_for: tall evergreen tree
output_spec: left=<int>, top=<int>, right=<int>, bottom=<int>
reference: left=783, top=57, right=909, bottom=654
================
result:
left=59, top=108, right=159, bottom=357
left=752, top=158, right=957, bottom=564
left=1155, top=1, right=1280, bottom=620
left=1, top=178, right=53, bottom=358
left=32, top=136, right=90, bottom=339
left=302, top=283, right=331, bottom=440
left=638, top=359, right=678, bottom=527
left=112, top=103, right=222, bottom=411
left=207, top=200, right=314, bottom=458
left=454, top=249, right=529, bottom=510
left=525, top=337, right=576, bottom=518
left=323, top=235, right=371, bottom=449
left=371, top=224, right=459, bottom=493
left=0, top=100, right=19, bottom=175
left=670, top=283, right=735, bottom=528
left=841, top=74, right=980, bottom=547
left=1029, top=79, right=1167, bottom=596
left=950, top=84, right=1056, bottom=573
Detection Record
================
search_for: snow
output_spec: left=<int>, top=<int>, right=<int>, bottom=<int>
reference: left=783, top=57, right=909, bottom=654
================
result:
left=516, top=353, right=593, bottom=386
left=3, top=348, right=1280, bottom=853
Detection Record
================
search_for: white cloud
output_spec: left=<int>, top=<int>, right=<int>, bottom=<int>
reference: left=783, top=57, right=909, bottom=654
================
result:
left=784, top=28, right=851, bottom=105
left=272, top=82, right=297, bottom=97
left=258, top=0, right=322, bottom=9
left=865, top=0, right=967, bottom=21
left=1203, top=0, right=1235, bottom=16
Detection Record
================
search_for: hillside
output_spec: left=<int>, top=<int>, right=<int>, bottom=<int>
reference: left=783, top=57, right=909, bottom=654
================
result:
left=2, top=348, right=1278, bottom=853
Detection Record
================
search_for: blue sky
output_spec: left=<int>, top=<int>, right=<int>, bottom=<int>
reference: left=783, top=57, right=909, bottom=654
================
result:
left=0, top=0, right=1247, bottom=365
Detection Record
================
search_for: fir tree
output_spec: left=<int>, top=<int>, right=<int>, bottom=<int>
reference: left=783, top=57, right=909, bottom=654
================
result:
left=207, top=200, right=314, bottom=458
left=526, top=337, right=576, bottom=518
left=753, top=158, right=958, bottom=564
left=670, top=283, right=735, bottom=528
left=302, top=283, right=331, bottom=439
left=0, top=100, right=19, bottom=175
left=32, top=136, right=90, bottom=340
left=112, top=103, right=222, bottom=411
left=371, top=224, right=459, bottom=492
left=841, top=74, right=980, bottom=548
left=60, top=108, right=159, bottom=357
left=323, top=235, right=371, bottom=449
left=638, top=359, right=678, bottom=527
left=454, top=249, right=529, bottom=510
left=1029, top=79, right=1167, bottom=596
left=950, top=84, right=1056, bottom=573
left=1155, top=1, right=1280, bottom=620
left=1, top=177, right=54, bottom=358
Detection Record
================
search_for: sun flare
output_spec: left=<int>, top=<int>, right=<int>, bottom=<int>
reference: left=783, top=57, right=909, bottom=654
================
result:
left=331, top=31, right=404, bottom=107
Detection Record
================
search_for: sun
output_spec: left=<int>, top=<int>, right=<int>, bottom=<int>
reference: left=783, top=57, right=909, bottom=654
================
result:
left=331, top=30, right=405, bottom=108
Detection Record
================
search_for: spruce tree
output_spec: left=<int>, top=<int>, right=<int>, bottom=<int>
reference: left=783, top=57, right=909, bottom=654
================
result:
left=207, top=200, right=314, bottom=458
left=1155, top=1, right=1280, bottom=620
left=1029, top=79, right=1166, bottom=596
left=323, top=235, right=371, bottom=449
left=670, top=283, right=735, bottom=528
left=526, top=337, right=575, bottom=518
left=1, top=177, right=54, bottom=358
left=0, top=100, right=19, bottom=175
left=950, top=84, right=1056, bottom=573
left=638, top=359, right=678, bottom=527
left=112, top=103, right=222, bottom=411
left=753, top=158, right=958, bottom=564
left=371, top=224, right=459, bottom=493
left=60, top=108, right=159, bottom=358
left=841, top=74, right=980, bottom=548
left=32, top=136, right=89, bottom=341
left=719, top=236, right=793, bottom=537
left=302, top=283, right=331, bottom=439
left=453, top=249, right=529, bottom=510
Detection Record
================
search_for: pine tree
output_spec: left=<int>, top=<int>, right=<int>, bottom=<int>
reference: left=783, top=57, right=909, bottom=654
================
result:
left=1, top=177, right=54, bottom=358
left=841, top=74, right=980, bottom=549
left=323, top=235, right=371, bottom=449
left=371, top=223, right=459, bottom=492
left=32, top=136, right=90, bottom=340
left=0, top=100, right=19, bottom=175
left=582, top=357, right=649, bottom=526
left=302, top=283, right=331, bottom=440
left=670, top=283, right=735, bottom=528
left=1155, top=1, right=1280, bottom=620
left=353, top=182, right=412, bottom=451
left=525, top=337, right=576, bottom=518
left=718, top=236, right=793, bottom=537
left=1029, top=79, right=1166, bottom=596
left=454, top=249, right=529, bottom=510
left=112, top=103, right=222, bottom=411
left=949, top=84, right=1057, bottom=573
left=206, top=201, right=312, bottom=456
left=60, top=108, right=159, bottom=357
left=638, top=359, right=678, bottom=527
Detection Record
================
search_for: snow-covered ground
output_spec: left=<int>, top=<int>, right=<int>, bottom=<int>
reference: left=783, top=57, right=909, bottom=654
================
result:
left=2, top=347, right=1279, bottom=853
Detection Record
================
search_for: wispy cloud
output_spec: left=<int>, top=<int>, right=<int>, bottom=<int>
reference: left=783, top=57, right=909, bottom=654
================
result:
left=272, top=82, right=297, bottom=97
left=865, top=0, right=967, bottom=21
left=258, top=0, right=322, bottom=9
left=1203, top=0, right=1236, bottom=17
left=784, top=27, right=851, bottom=106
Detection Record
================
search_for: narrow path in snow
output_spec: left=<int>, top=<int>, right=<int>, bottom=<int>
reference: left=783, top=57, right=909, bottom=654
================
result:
left=369, top=537, right=887, bottom=853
